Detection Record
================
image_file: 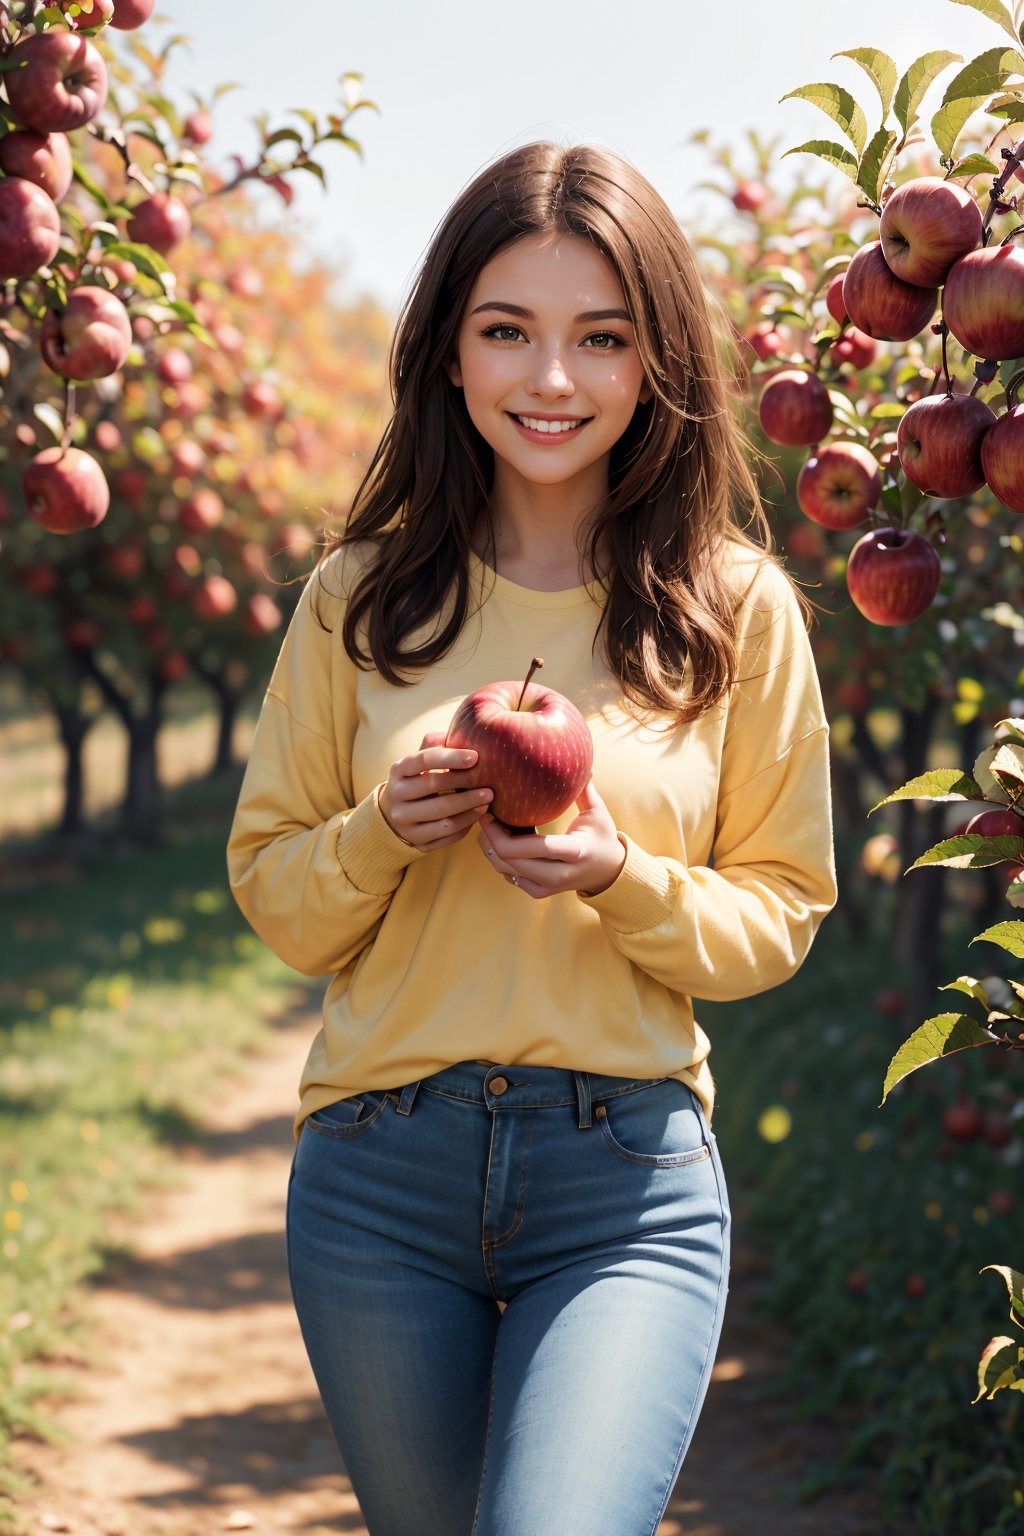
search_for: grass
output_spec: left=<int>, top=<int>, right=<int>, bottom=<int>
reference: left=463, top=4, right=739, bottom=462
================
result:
left=0, top=765, right=316, bottom=1483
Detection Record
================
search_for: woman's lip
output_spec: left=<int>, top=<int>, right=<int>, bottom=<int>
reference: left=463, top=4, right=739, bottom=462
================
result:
left=508, top=412, right=590, bottom=442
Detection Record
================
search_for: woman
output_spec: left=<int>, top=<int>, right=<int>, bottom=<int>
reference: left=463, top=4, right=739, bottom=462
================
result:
left=227, top=140, right=837, bottom=1536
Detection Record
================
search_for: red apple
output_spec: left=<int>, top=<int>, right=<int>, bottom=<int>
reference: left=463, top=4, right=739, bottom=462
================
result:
left=227, top=263, right=264, bottom=300
left=879, top=177, right=982, bottom=288
left=20, top=561, right=59, bottom=596
left=40, top=286, right=132, bottom=380
left=158, top=651, right=189, bottom=682
left=126, top=593, right=157, bottom=624
left=896, top=393, right=995, bottom=498
left=178, top=487, right=223, bottom=534
left=5, top=30, right=108, bottom=134
left=183, top=109, right=212, bottom=145
left=62, top=0, right=114, bottom=26
left=842, top=241, right=938, bottom=342
left=242, top=379, right=282, bottom=419
left=964, top=808, right=1024, bottom=840
left=171, top=543, right=202, bottom=574
left=796, top=441, right=881, bottom=530
left=943, top=244, right=1024, bottom=360
left=942, top=1099, right=982, bottom=1142
left=445, top=657, right=593, bottom=830
left=732, top=180, right=767, bottom=213
left=157, top=345, right=193, bottom=384
left=127, top=192, right=191, bottom=255
left=745, top=322, right=784, bottom=362
left=904, top=1273, right=927, bottom=1300
left=825, top=273, right=848, bottom=325
left=65, top=617, right=100, bottom=650
left=93, top=419, right=122, bottom=453
left=981, top=403, right=1024, bottom=512
left=112, top=466, right=147, bottom=506
left=23, top=445, right=109, bottom=533
left=758, top=369, right=833, bottom=447
left=109, top=0, right=156, bottom=26
left=831, top=328, right=877, bottom=370
left=0, top=129, right=73, bottom=202
left=193, top=574, right=237, bottom=619
left=103, top=540, right=144, bottom=578
left=244, top=593, right=283, bottom=636
left=845, top=527, right=941, bottom=626
left=0, top=176, right=61, bottom=279
left=170, top=439, right=206, bottom=478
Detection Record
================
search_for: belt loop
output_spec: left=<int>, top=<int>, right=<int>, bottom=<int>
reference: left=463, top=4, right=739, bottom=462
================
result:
left=573, top=1071, right=592, bottom=1130
left=396, top=1079, right=422, bottom=1117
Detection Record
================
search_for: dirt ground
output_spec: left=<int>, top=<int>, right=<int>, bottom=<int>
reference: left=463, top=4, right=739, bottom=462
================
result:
left=10, top=1014, right=884, bottom=1536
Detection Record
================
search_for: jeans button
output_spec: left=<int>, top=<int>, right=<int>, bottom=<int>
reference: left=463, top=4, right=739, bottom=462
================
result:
left=489, top=1075, right=509, bottom=1096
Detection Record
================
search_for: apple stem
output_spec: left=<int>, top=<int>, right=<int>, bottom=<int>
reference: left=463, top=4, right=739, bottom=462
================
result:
left=983, top=134, right=1024, bottom=241
left=516, top=657, right=544, bottom=712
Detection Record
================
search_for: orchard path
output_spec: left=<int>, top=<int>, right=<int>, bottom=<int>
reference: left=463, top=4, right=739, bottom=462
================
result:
left=11, top=1014, right=883, bottom=1536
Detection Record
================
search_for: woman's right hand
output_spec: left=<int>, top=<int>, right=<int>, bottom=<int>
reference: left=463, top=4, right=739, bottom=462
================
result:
left=378, top=732, right=493, bottom=850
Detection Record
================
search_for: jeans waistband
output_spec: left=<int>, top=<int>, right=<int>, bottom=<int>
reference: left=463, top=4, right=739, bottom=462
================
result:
left=390, top=1060, right=666, bottom=1130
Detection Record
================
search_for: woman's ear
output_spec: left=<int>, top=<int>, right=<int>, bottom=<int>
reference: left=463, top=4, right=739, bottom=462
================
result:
left=447, top=358, right=463, bottom=388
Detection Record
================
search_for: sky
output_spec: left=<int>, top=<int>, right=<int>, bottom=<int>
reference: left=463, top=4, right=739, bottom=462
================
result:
left=144, top=0, right=999, bottom=317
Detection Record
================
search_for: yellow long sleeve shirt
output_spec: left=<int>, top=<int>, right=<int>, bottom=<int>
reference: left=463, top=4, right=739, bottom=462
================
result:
left=227, top=542, right=837, bottom=1137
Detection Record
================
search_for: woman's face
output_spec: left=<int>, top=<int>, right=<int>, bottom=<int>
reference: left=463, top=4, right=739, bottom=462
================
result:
left=448, top=231, right=651, bottom=502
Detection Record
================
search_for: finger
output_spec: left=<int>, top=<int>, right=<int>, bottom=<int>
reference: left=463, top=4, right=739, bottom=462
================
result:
left=575, top=777, right=604, bottom=813
left=476, top=827, right=516, bottom=875
left=419, top=731, right=449, bottom=750
left=394, top=746, right=478, bottom=780
left=417, top=805, right=491, bottom=844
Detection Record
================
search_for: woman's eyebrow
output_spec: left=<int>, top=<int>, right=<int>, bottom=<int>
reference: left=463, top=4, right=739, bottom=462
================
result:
left=469, top=301, right=633, bottom=323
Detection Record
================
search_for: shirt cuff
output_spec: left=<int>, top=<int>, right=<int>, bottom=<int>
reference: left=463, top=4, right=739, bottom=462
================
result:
left=577, top=833, right=680, bottom=931
left=336, top=785, right=427, bottom=895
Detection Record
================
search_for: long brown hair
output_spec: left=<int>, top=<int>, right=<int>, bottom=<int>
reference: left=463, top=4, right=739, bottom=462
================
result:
left=323, top=140, right=783, bottom=720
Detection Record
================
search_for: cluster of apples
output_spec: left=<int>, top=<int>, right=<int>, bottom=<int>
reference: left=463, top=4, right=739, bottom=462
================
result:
left=0, top=1, right=199, bottom=538
left=757, top=174, right=1024, bottom=626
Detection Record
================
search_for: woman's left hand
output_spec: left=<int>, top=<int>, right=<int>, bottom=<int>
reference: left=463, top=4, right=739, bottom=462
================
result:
left=476, top=779, right=626, bottom=899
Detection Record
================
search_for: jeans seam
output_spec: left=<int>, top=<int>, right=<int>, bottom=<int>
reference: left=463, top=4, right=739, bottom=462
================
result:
left=647, top=1145, right=731, bottom=1535
left=469, top=1321, right=504, bottom=1536
left=484, top=1121, right=533, bottom=1253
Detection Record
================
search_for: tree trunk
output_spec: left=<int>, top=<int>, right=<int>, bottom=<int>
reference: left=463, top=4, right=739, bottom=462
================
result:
left=119, top=715, right=163, bottom=844
left=210, top=676, right=243, bottom=776
left=53, top=701, right=92, bottom=837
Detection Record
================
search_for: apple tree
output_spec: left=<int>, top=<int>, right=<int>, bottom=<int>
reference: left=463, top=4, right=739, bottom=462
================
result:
left=0, top=0, right=385, bottom=841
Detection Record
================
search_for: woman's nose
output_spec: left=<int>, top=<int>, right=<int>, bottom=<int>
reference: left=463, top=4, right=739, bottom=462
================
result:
left=529, top=349, right=574, bottom=397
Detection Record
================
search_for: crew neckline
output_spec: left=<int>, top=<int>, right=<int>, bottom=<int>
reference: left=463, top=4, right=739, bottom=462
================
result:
left=469, top=552, right=605, bottom=610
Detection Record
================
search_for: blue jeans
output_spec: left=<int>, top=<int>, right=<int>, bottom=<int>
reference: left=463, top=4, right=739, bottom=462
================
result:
left=286, top=1060, right=730, bottom=1536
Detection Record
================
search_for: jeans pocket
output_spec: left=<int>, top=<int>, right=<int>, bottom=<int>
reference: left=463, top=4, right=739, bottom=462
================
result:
left=303, top=1091, right=389, bottom=1140
left=596, top=1079, right=712, bottom=1168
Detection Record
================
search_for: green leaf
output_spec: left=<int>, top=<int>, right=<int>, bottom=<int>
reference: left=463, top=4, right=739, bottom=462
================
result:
left=264, top=126, right=305, bottom=149
left=948, top=0, right=1021, bottom=43
left=880, top=1013, right=1000, bottom=1101
left=986, top=91, right=1024, bottom=120
left=870, top=769, right=984, bottom=810
left=933, top=96, right=992, bottom=159
left=833, top=48, right=899, bottom=118
left=950, top=152, right=1003, bottom=176
left=290, top=108, right=320, bottom=129
left=973, top=1336, right=1024, bottom=1401
left=33, top=402, right=66, bottom=445
left=100, top=241, right=172, bottom=287
left=972, top=919, right=1024, bottom=955
left=996, top=715, right=1024, bottom=739
left=894, top=51, right=963, bottom=136
left=782, top=140, right=859, bottom=181
left=975, top=745, right=1015, bottom=803
left=942, top=47, right=1024, bottom=103
left=780, top=83, right=869, bottom=155
left=982, top=1264, right=1024, bottom=1326
left=941, top=975, right=992, bottom=1005
left=292, top=159, right=327, bottom=186
left=71, top=161, right=108, bottom=208
left=909, top=832, right=1024, bottom=869
left=858, top=125, right=898, bottom=202
left=989, top=741, right=1024, bottom=796
left=870, top=401, right=908, bottom=419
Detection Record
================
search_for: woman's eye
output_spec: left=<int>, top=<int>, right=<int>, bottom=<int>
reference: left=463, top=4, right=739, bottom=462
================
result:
left=482, top=323, right=523, bottom=343
left=583, top=332, right=625, bottom=350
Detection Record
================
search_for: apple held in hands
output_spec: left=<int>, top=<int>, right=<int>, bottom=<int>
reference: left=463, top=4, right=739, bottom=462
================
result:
left=896, top=393, right=996, bottom=498
left=845, top=527, right=941, bottom=626
left=445, top=657, right=593, bottom=831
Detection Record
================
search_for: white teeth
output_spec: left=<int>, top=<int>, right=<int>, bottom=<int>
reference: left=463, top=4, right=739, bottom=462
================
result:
left=515, top=415, right=583, bottom=433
